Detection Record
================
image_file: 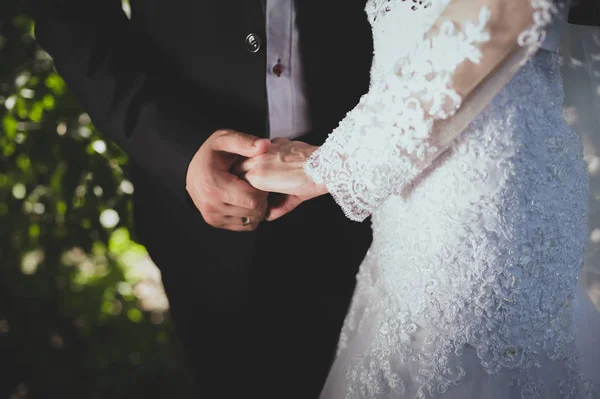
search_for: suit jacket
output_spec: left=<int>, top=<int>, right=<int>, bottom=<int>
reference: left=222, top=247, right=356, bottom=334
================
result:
left=29, top=0, right=374, bottom=285
left=568, top=0, right=600, bottom=26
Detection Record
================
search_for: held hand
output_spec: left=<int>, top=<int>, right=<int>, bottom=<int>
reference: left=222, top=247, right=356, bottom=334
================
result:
left=233, top=138, right=328, bottom=221
left=186, top=129, right=271, bottom=231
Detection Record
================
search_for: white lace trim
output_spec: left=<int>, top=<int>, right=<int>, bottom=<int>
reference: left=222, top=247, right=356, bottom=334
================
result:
left=304, top=0, right=555, bottom=222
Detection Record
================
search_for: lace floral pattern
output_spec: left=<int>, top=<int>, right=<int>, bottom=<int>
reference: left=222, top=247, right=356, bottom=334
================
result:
left=310, top=1, right=600, bottom=398
left=305, top=0, right=552, bottom=222
left=321, top=50, right=598, bottom=399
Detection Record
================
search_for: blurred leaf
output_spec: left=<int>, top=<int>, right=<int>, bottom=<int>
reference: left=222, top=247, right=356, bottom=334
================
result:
left=109, top=227, right=132, bottom=255
left=15, top=153, right=29, bottom=171
left=29, top=101, right=44, bottom=121
left=0, top=5, right=192, bottom=398
left=45, top=72, right=65, bottom=95
left=2, top=114, right=17, bottom=139
left=42, top=93, right=55, bottom=110
left=127, top=308, right=143, bottom=323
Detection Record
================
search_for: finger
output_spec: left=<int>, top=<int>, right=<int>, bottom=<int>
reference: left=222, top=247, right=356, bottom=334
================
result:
left=220, top=173, right=268, bottom=210
left=202, top=211, right=259, bottom=231
left=201, top=211, right=226, bottom=229
left=271, top=137, right=289, bottom=144
left=266, top=195, right=304, bottom=221
left=212, top=131, right=270, bottom=158
left=230, top=142, right=281, bottom=176
left=224, top=215, right=257, bottom=226
left=221, top=216, right=260, bottom=231
left=221, top=203, right=266, bottom=220
left=230, top=157, right=259, bottom=176
left=243, top=167, right=301, bottom=195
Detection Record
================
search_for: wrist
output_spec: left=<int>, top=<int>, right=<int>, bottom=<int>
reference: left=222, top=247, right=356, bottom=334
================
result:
left=313, top=181, right=329, bottom=197
left=303, top=144, right=328, bottom=198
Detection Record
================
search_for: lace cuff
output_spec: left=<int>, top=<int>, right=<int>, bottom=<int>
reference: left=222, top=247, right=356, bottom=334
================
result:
left=305, top=0, right=556, bottom=222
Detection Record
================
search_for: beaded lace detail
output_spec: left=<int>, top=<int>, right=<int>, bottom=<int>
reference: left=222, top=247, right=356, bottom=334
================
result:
left=309, top=1, right=599, bottom=398
left=305, top=0, right=554, bottom=222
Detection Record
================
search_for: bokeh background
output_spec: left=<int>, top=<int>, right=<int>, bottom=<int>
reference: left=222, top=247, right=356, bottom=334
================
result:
left=0, top=1, right=599, bottom=398
left=0, top=1, right=195, bottom=398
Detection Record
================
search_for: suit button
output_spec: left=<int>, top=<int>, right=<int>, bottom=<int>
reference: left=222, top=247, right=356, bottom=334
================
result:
left=245, top=33, right=262, bottom=53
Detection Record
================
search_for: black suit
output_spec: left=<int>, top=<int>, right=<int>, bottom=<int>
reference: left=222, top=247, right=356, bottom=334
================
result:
left=29, top=0, right=373, bottom=396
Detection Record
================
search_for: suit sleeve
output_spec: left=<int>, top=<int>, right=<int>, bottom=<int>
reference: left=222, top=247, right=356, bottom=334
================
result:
left=29, top=0, right=225, bottom=205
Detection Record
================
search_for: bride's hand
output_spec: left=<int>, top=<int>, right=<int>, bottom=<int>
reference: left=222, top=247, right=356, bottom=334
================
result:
left=232, top=138, right=328, bottom=220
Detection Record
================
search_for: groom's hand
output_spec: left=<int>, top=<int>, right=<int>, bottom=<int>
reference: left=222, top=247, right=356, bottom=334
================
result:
left=186, top=129, right=271, bottom=231
left=233, top=138, right=327, bottom=221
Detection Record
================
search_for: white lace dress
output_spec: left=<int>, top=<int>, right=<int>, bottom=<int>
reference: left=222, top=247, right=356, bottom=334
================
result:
left=305, top=1, right=600, bottom=398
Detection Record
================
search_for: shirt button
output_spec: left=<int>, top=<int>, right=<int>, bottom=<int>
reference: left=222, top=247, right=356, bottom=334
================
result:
left=245, top=33, right=262, bottom=53
left=272, top=62, right=284, bottom=77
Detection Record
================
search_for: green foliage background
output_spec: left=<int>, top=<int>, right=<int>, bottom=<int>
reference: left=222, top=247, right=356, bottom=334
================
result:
left=0, top=2, right=194, bottom=398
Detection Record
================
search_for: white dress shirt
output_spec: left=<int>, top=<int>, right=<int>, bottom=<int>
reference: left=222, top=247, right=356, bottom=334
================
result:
left=265, top=0, right=312, bottom=139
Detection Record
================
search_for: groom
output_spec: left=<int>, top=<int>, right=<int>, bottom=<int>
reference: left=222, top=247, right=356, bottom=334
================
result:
left=29, top=0, right=373, bottom=396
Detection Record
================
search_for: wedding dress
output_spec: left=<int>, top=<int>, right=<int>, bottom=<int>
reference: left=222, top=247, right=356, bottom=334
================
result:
left=305, top=0, right=600, bottom=397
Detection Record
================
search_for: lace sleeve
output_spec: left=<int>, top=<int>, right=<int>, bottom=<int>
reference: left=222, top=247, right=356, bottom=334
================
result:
left=304, top=0, right=556, bottom=222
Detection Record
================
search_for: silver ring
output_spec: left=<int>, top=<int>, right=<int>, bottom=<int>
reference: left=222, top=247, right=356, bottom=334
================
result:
left=241, top=216, right=251, bottom=226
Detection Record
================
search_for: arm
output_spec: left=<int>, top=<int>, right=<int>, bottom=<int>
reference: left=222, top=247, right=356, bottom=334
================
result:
left=305, top=0, right=555, bottom=221
left=29, top=0, right=272, bottom=230
left=28, top=0, right=224, bottom=205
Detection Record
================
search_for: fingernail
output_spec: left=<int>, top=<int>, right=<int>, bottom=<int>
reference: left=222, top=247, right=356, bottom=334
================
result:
left=254, top=138, right=268, bottom=148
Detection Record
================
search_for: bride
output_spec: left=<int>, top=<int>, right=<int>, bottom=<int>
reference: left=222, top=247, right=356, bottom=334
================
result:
left=235, top=0, right=600, bottom=397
